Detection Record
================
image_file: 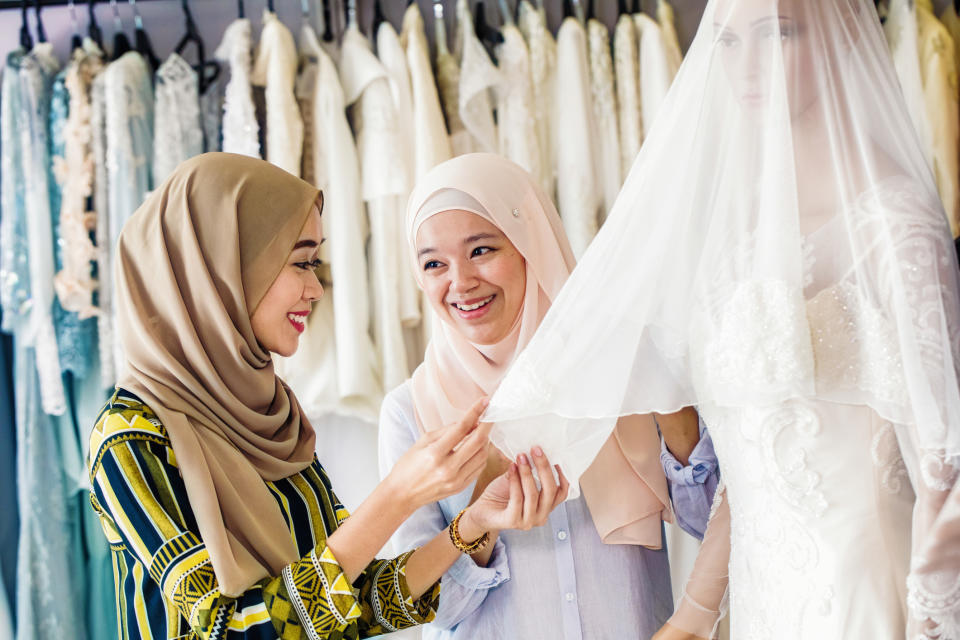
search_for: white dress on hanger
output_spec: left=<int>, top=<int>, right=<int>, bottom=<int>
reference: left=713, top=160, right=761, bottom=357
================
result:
left=215, top=17, right=260, bottom=158
left=634, top=14, right=674, bottom=134
left=496, top=24, right=543, bottom=187
left=657, top=0, right=684, bottom=78
left=277, top=24, right=381, bottom=421
left=615, top=13, right=643, bottom=177
left=455, top=0, right=499, bottom=154
left=435, top=11, right=474, bottom=157
left=251, top=9, right=302, bottom=176
left=402, top=3, right=453, bottom=181
left=376, top=21, right=423, bottom=341
left=104, top=51, right=153, bottom=384
left=340, top=26, right=416, bottom=395
left=554, top=17, right=601, bottom=258
left=402, top=3, right=452, bottom=347
left=885, top=0, right=933, bottom=170
left=518, top=1, right=557, bottom=197
left=153, top=52, right=203, bottom=185
left=588, top=19, right=621, bottom=219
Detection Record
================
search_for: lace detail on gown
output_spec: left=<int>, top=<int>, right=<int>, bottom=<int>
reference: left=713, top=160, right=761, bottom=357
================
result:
left=153, top=53, right=203, bottom=185
left=496, top=25, right=542, bottom=186
left=588, top=19, right=621, bottom=219
left=518, top=1, right=557, bottom=195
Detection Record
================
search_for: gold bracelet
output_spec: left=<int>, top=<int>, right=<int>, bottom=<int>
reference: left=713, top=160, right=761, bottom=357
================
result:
left=448, top=508, right=490, bottom=554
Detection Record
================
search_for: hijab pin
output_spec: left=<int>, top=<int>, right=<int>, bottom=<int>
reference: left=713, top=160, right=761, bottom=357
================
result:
left=511, top=207, right=520, bottom=218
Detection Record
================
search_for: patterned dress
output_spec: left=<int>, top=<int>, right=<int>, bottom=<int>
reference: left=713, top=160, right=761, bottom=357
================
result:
left=88, top=389, right=440, bottom=640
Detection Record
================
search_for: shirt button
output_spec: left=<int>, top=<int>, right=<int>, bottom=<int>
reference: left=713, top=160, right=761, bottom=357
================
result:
left=557, top=530, right=568, bottom=541
left=565, top=593, right=575, bottom=602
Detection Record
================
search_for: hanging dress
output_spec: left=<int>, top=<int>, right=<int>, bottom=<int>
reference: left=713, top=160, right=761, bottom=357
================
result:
left=554, top=17, right=601, bottom=258
left=455, top=0, right=500, bottom=155
left=215, top=17, right=260, bottom=158
left=280, top=24, right=381, bottom=421
left=588, top=18, right=622, bottom=218
left=252, top=9, right=303, bottom=176
left=340, top=26, right=413, bottom=395
left=376, top=20, right=424, bottom=360
left=435, top=8, right=474, bottom=157
left=402, top=3, right=453, bottom=346
left=657, top=0, right=684, bottom=78
left=518, top=0, right=557, bottom=197
left=496, top=23, right=544, bottom=190
left=615, top=12, right=643, bottom=177
left=2, top=42, right=92, bottom=640
left=153, top=52, right=203, bottom=185
left=634, top=13, right=674, bottom=135
left=103, top=51, right=153, bottom=383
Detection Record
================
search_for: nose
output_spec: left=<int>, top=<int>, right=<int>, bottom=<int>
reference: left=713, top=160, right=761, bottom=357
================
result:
left=305, top=271, right=324, bottom=302
left=448, top=259, right=480, bottom=295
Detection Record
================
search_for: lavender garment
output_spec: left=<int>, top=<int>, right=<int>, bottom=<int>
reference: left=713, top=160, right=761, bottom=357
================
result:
left=660, top=419, right=719, bottom=541
left=378, top=382, right=718, bottom=640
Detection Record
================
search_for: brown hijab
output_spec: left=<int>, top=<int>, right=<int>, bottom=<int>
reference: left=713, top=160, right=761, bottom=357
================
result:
left=115, top=153, right=321, bottom=596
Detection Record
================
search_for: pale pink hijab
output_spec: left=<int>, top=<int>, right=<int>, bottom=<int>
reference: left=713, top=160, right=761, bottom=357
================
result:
left=406, top=154, right=672, bottom=547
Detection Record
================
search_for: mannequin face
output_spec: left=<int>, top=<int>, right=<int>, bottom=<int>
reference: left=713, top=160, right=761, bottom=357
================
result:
left=251, top=206, right=324, bottom=357
left=416, top=210, right=527, bottom=346
left=714, top=0, right=820, bottom=119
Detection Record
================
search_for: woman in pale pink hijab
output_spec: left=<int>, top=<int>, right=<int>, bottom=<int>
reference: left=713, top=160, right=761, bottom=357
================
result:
left=378, top=153, right=718, bottom=639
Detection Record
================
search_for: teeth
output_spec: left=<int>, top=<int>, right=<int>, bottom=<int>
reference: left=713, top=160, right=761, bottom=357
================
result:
left=287, top=313, right=305, bottom=328
left=454, top=296, right=493, bottom=312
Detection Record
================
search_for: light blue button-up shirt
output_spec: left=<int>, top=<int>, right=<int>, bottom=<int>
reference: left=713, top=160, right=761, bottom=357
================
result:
left=378, top=383, right=718, bottom=640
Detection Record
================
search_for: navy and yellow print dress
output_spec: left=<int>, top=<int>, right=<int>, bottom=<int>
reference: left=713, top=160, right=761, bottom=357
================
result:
left=88, top=390, right=441, bottom=639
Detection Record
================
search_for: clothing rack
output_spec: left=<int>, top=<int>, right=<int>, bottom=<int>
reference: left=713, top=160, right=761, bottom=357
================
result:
left=0, top=0, right=222, bottom=9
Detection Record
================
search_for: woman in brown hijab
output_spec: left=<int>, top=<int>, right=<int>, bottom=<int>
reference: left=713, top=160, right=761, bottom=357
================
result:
left=87, top=153, right=567, bottom=640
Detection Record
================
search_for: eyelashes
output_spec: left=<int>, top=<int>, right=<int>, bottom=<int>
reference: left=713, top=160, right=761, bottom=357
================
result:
left=295, top=259, right=324, bottom=271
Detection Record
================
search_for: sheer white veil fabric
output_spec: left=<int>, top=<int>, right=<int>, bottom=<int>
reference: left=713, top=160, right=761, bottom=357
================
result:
left=486, top=1, right=960, bottom=630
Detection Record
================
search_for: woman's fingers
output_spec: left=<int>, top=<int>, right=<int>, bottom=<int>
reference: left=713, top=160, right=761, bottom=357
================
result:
left=506, top=464, right=522, bottom=520
left=450, top=420, right=494, bottom=466
left=530, top=447, right=557, bottom=521
left=454, top=443, right=488, bottom=490
left=436, top=397, right=488, bottom=451
left=516, top=453, right=540, bottom=526
left=552, top=465, right=570, bottom=509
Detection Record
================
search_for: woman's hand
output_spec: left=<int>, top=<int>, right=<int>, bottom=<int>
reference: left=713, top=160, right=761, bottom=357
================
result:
left=655, top=407, right=701, bottom=466
left=459, top=446, right=569, bottom=538
left=652, top=623, right=709, bottom=640
left=385, top=399, right=493, bottom=514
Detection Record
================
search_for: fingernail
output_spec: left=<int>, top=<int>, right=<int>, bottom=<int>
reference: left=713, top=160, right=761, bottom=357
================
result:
left=518, top=453, right=528, bottom=465
left=510, top=463, right=518, bottom=474
left=481, top=397, right=490, bottom=408
left=532, top=446, right=543, bottom=457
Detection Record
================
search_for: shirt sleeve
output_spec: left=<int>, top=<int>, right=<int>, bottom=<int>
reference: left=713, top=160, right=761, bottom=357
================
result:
left=661, top=419, right=720, bottom=540
left=377, top=386, right=510, bottom=630
left=89, top=413, right=439, bottom=640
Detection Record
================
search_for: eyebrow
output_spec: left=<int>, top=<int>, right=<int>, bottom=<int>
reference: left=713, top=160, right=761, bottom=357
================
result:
left=714, top=16, right=791, bottom=30
left=293, top=238, right=326, bottom=250
left=417, top=233, right=500, bottom=258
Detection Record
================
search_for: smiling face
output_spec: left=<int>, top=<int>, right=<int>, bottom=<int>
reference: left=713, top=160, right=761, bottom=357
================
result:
left=714, top=0, right=820, bottom=119
left=416, top=210, right=527, bottom=346
left=250, top=205, right=325, bottom=357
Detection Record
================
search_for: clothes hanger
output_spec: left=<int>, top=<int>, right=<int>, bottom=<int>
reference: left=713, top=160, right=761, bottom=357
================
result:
left=129, top=0, right=160, bottom=70
left=433, top=0, right=447, bottom=52
left=344, top=0, right=357, bottom=30
left=372, top=0, right=385, bottom=37
left=19, top=0, right=33, bottom=50
left=587, top=0, right=596, bottom=20
left=618, top=0, right=629, bottom=15
left=322, top=0, right=334, bottom=41
left=109, top=0, right=132, bottom=59
left=68, top=0, right=83, bottom=50
left=236, top=0, right=244, bottom=18
left=87, top=0, right=104, bottom=49
left=174, top=0, right=221, bottom=93
left=266, top=0, right=274, bottom=12
left=475, top=2, right=504, bottom=45
left=34, top=0, right=47, bottom=44
left=497, top=0, right=514, bottom=26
